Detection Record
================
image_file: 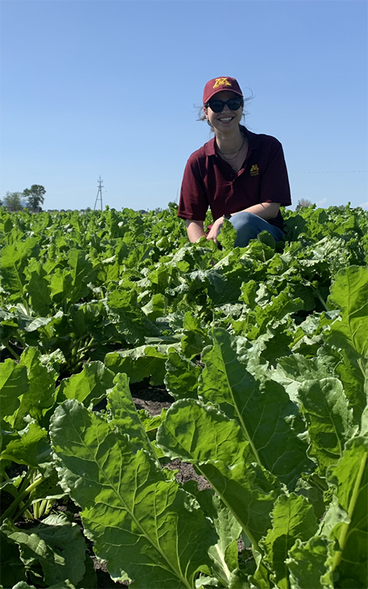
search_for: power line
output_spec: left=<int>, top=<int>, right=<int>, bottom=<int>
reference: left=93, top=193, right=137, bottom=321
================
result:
left=294, top=170, right=367, bottom=174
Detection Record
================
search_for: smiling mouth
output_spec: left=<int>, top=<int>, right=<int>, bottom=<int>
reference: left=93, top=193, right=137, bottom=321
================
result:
left=218, top=116, right=234, bottom=122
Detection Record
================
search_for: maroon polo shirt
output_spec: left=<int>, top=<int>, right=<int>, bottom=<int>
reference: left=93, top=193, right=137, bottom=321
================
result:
left=178, top=127, right=292, bottom=230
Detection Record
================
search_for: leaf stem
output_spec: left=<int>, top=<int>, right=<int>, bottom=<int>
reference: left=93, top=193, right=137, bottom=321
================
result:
left=4, top=342, right=20, bottom=361
left=313, top=288, right=329, bottom=312
left=0, top=471, right=43, bottom=524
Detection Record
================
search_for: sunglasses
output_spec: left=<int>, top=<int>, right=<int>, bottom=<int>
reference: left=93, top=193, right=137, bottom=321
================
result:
left=206, top=97, right=243, bottom=113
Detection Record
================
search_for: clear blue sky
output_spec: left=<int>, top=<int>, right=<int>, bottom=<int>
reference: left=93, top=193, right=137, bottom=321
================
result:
left=1, top=0, right=367, bottom=212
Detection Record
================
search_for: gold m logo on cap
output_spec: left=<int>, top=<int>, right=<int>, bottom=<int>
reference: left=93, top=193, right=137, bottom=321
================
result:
left=213, top=77, right=232, bottom=89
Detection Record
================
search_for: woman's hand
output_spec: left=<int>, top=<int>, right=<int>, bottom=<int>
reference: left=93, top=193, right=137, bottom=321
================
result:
left=206, top=217, right=224, bottom=242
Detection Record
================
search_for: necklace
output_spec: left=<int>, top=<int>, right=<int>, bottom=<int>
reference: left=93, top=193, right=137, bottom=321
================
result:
left=217, top=135, right=246, bottom=161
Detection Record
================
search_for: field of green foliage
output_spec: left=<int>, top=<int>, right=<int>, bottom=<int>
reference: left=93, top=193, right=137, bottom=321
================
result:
left=0, top=203, right=367, bottom=589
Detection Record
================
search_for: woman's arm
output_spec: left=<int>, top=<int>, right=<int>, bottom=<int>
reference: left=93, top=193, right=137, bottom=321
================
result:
left=186, top=219, right=206, bottom=242
left=206, top=202, right=281, bottom=242
left=235, top=201, right=280, bottom=220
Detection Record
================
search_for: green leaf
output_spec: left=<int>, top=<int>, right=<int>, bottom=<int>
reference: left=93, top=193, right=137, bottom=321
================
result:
left=107, top=372, right=157, bottom=459
left=158, top=399, right=248, bottom=465
left=258, top=493, right=318, bottom=589
left=217, top=218, right=237, bottom=250
left=141, top=293, right=167, bottom=321
left=336, top=350, right=367, bottom=423
left=15, top=347, right=57, bottom=427
left=228, top=568, right=251, bottom=588
left=67, top=248, right=96, bottom=303
left=286, top=536, right=334, bottom=589
left=56, top=361, right=115, bottom=407
left=0, top=529, right=27, bottom=588
left=0, top=359, right=29, bottom=429
left=105, top=344, right=169, bottom=385
left=157, top=399, right=281, bottom=548
left=181, top=312, right=211, bottom=358
left=199, top=328, right=314, bottom=488
left=194, top=490, right=242, bottom=586
left=327, top=265, right=368, bottom=360
left=164, top=349, right=201, bottom=400
left=50, top=399, right=216, bottom=588
left=49, top=268, right=73, bottom=304
left=11, top=579, right=76, bottom=588
left=25, top=260, right=52, bottom=316
left=298, top=378, right=357, bottom=473
left=327, top=435, right=368, bottom=588
left=0, top=238, right=39, bottom=303
left=0, top=422, right=49, bottom=467
left=1, top=514, right=86, bottom=587
left=273, top=348, right=339, bottom=403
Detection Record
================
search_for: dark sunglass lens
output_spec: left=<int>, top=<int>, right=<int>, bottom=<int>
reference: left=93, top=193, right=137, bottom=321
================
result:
left=208, top=98, right=243, bottom=112
left=209, top=100, right=224, bottom=113
left=228, top=99, right=242, bottom=110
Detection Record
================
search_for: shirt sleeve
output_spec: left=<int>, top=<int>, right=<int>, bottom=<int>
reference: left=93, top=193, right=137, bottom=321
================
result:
left=259, top=139, right=292, bottom=206
left=177, top=156, right=209, bottom=220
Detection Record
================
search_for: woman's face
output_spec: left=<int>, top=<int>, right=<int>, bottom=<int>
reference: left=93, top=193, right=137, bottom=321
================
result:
left=203, top=90, right=243, bottom=133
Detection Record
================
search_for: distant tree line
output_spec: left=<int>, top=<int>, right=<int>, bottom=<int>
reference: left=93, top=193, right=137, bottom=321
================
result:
left=1, top=185, right=46, bottom=212
left=295, top=198, right=313, bottom=211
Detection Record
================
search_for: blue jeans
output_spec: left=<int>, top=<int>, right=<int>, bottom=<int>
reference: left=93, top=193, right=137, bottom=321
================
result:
left=229, top=211, right=284, bottom=247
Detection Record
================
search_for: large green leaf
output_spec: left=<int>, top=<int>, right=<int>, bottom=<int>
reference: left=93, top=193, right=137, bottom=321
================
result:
left=193, top=490, right=242, bottom=586
left=49, top=268, right=73, bottom=305
left=15, top=347, right=58, bottom=428
left=0, top=529, right=27, bottom=588
left=25, top=260, right=52, bottom=316
left=336, top=350, right=367, bottom=423
left=326, top=435, right=368, bottom=588
left=164, top=349, right=201, bottom=400
left=106, top=372, right=157, bottom=459
left=199, top=328, right=314, bottom=488
left=298, top=378, right=357, bottom=473
left=257, top=493, right=318, bottom=589
left=157, top=399, right=281, bottom=548
left=0, top=238, right=39, bottom=303
left=0, top=422, right=49, bottom=467
left=105, top=343, right=170, bottom=385
left=11, top=578, right=76, bottom=588
left=0, top=359, right=29, bottom=429
left=273, top=346, right=341, bottom=403
left=327, top=265, right=368, bottom=360
left=50, top=399, right=216, bottom=588
left=1, top=514, right=87, bottom=587
left=286, top=536, right=334, bottom=589
left=67, top=248, right=96, bottom=303
left=56, top=360, right=115, bottom=407
left=107, top=289, right=161, bottom=346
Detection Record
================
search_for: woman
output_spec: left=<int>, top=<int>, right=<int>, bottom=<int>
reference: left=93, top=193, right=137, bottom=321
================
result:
left=178, top=76, right=292, bottom=247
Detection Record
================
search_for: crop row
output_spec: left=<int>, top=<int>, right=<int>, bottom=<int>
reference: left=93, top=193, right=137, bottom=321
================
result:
left=0, top=203, right=367, bottom=588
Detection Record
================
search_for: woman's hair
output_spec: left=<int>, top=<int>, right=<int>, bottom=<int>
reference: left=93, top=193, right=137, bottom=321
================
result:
left=196, top=88, right=254, bottom=125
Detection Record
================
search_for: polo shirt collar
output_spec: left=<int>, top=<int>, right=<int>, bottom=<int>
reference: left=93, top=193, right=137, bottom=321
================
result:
left=204, top=126, right=259, bottom=156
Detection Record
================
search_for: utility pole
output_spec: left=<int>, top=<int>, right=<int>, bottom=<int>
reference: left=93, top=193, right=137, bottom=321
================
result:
left=94, top=176, right=104, bottom=211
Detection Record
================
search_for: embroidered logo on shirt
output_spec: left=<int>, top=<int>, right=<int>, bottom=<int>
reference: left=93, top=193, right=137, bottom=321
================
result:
left=250, top=164, right=259, bottom=176
left=213, top=77, right=232, bottom=89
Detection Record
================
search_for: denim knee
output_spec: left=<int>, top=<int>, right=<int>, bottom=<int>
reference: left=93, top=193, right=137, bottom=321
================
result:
left=229, top=212, right=284, bottom=247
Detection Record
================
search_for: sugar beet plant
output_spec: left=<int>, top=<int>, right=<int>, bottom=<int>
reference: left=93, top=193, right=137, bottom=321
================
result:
left=0, top=203, right=367, bottom=589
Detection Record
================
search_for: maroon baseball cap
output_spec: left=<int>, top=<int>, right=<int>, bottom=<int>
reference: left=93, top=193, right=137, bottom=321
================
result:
left=203, top=77, right=243, bottom=104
